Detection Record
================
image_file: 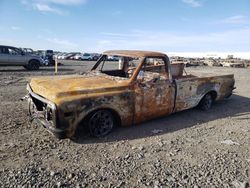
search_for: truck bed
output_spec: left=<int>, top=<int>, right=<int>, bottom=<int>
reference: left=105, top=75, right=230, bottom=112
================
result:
left=173, top=72, right=234, bottom=80
left=173, top=70, right=234, bottom=112
left=171, top=63, right=234, bottom=80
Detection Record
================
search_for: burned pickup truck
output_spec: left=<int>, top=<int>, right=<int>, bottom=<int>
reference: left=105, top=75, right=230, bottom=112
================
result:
left=27, top=50, right=235, bottom=138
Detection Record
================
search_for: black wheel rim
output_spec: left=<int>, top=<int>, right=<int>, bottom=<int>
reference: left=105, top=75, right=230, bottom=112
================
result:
left=33, top=64, right=38, bottom=70
left=30, top=62, right=38, bottom=70
left=204, top=94, right=212, bottom=109
left=89, top=110, right=114, bottom=137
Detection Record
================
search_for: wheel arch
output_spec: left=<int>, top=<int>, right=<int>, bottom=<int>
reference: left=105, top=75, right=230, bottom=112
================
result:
left=81, top=107, right=122, bottom=127
left=198, top=90, right=217, bottom=105
left=29, top=59, right=40, bottom=64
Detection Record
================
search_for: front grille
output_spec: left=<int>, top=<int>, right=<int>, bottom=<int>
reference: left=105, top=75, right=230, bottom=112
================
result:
left=27, top=84, right=57, bottom=127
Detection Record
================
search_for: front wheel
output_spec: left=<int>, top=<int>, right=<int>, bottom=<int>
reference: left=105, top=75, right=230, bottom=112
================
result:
left=27, top=60, right=40, bottom=70
left=198, top=93, right=213, bottom=111
left=88, top=110, right=114, bottom=137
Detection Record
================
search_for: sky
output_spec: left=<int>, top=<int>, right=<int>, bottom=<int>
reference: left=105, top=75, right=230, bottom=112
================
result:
left=0, top=0, right=250, bottom=54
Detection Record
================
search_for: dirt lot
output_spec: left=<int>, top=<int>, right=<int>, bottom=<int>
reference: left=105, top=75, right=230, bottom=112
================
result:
left=0, top=61, right=249, bottom=188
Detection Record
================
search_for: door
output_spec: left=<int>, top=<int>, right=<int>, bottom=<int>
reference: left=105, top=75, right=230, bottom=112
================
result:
left=0, top=46, right=10, bottom=65
left=7, top=47, right=26, bottom=65
left=134, top=57, right=175, bottom=123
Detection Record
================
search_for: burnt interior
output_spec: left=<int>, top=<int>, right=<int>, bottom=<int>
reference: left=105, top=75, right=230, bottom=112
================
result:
left=101, top=70, right=127, bottom=78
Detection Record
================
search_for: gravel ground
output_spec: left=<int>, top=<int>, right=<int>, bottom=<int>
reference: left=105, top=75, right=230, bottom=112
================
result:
left=0, top=61, right=249, bottom=188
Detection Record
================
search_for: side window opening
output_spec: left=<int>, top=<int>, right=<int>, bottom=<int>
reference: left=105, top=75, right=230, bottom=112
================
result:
left=137, top=57, right=168, bottom=83
left=95, top=55, right=141, bottom=79
left=0, top=47, right=9, bottom=54
left=8, top=48, right=20, bottom=55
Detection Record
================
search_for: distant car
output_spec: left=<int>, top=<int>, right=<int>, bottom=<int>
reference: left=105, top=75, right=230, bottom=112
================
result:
left=72, top=53, right=82, bottom=60
left=57, top=53, right=67, bottom=60
left=81, top=53, right=92, bottom=60
left=92, top=54, right=101, bottom=61
left=0, top=45, right=43, bottom=70
left=65, top=53, right=76, bottom=60
left=44, top=50, right=55, bottom=66
left=107, top=55, right=120, bottom=61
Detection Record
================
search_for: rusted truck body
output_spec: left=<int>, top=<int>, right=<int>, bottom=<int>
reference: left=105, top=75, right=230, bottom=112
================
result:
left=27, top=50, right=235, bottom=138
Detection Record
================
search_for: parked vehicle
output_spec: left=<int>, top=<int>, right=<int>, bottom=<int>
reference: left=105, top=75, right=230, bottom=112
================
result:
left=27, top=50, right=235, bottom=139
left=80, top=53, right=92, bottom=60
left=71, top=53, right=82, bottom=60
left=57, top=53, right=66, bottom=60
left=64, top=53, right=76, bottom=60
left=44, top=50, right=54, bottom=66
left=91, top=53, right=101, bottom=61
left=0, top=45, right=43, bottom=70
left=107, top=55, right=120, bottom=61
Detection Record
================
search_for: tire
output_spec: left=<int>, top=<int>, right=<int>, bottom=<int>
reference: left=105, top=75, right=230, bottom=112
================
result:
left=88, top=110, right=114, bottom=137
left=225, top=93, right=232, bottom=99
left=198, top=93, right=213, bottom=111
left=27, top=60, right=40, bottom=70
left=28, top=98, right=37, bottom=121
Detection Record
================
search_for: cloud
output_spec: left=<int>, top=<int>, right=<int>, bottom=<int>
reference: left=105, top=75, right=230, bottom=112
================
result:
left=220, top=15, right=249, bottom=24
left=182, top=0, right=201, bottom=7
left=11, top=26, right=22, bottom=31
left=33, top=3, right=64, bottom=15
left=100, top=32, right=142, bottom=38
left=20, top=0, right=28, bottom=4
left=0, top=38, right=16, bottom=45
left=47, top=38, right=78, bottom=49
left=21, top=0, right=87, bottom=5
left=21, top=0, right=87, bottom=14
left=111, top=10, right=122, bottom=16
left=95, top=28, right=250, bottom=52
left=43, top=0, right=87, bottom=5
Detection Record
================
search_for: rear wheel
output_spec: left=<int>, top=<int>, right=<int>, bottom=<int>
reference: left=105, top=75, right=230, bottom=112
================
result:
left=198, top=93, right=213, bottom=111
left=88, top=110, right=114, bottom=137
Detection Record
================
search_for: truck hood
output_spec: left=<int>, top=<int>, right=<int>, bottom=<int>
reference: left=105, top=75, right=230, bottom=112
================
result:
left=29, top=72, right=129, bottom=104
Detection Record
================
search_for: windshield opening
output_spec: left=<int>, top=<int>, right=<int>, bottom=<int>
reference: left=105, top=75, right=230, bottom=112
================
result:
left=93, top=55, right=142, bottom=79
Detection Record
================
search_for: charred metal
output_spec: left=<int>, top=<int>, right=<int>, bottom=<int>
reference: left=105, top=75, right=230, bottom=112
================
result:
left=27, top=50, right=235, bottom=139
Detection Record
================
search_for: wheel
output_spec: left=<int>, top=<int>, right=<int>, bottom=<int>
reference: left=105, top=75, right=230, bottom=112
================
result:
left=88, top=110, right=114, bottom=137
left=28, top=98, right=37, bottom=121
left=225, top=93, right=232, bottom=99
left=27, top=60, right=40, bottom=70
left=198, top=93, right=213, bottom=111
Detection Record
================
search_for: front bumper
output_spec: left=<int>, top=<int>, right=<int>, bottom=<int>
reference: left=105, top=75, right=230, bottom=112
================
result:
left=27, top=84, right=67, bottom=139
left=33, top=116, right=67, bottom=139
